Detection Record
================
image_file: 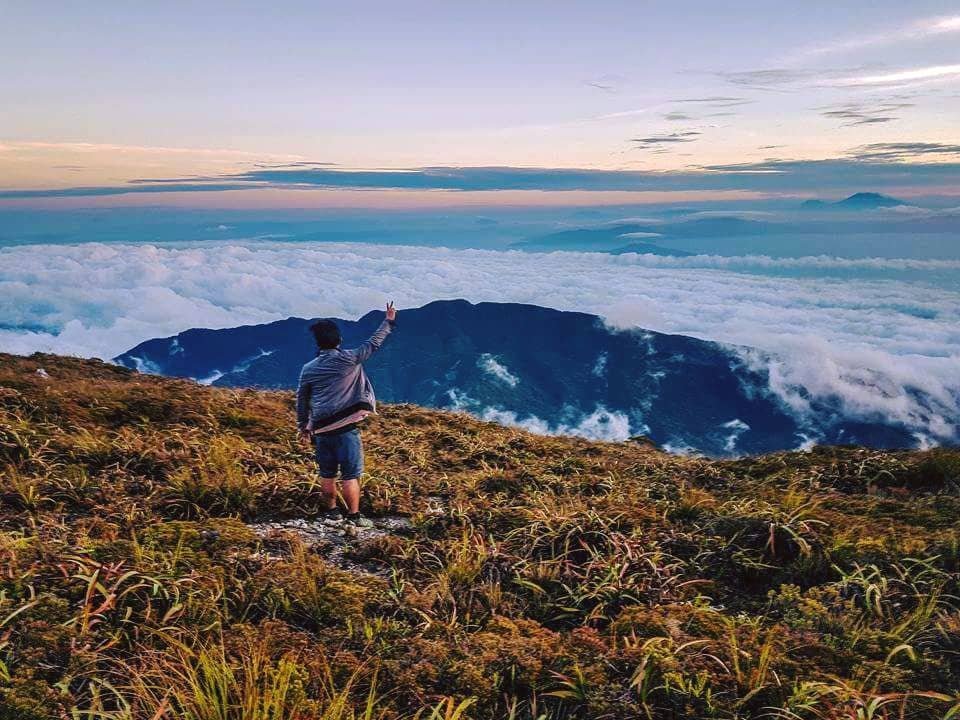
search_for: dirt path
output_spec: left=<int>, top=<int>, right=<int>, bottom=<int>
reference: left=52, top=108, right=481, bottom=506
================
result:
left=247, top=514, right=414, bottom=576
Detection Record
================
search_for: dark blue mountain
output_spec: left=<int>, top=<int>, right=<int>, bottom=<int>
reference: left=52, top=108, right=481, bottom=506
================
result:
left=801, top=192, right=906, bottom=211
left=115, top=300, right=918, bottom=456
left=514, top=217, right=767, bottom=253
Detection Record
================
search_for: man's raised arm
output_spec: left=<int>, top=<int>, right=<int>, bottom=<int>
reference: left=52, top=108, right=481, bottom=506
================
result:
left=343, top=302, right=397, bottom=364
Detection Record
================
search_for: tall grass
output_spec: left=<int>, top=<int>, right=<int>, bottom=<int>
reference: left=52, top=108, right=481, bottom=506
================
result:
left=2, top=353, right=960, bottom=719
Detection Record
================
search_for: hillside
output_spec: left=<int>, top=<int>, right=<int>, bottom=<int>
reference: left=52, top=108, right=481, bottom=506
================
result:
left=115, top=300, right=922, bottom=456
left=1, top=353, right=960, bottom=718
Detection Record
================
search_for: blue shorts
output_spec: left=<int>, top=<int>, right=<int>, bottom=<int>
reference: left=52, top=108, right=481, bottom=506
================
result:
left=313, top=427, right=364, bottom=480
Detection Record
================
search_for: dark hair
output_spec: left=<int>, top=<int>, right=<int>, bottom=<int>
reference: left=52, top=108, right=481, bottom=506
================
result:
left=310, top=319, right=341, bottom=350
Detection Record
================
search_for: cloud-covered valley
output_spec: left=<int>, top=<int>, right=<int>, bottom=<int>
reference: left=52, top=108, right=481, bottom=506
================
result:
left=2, top=241, right=958, bottom=444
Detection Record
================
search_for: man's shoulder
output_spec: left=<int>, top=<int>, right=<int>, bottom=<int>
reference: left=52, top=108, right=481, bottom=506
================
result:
left=301, top=351, right=350, bottom=371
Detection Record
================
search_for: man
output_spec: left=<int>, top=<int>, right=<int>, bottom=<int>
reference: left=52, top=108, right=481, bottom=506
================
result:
left=297, top=302, right=397, bottom=527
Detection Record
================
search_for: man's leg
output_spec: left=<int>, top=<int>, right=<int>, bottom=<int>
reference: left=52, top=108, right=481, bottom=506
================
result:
left=313, top=436, right=340, bottom=510
left=340, top=477, right=361, bottom=514
left=337, top=429, right=369, bottom=524
left=321, top=477, right=338, bottom=509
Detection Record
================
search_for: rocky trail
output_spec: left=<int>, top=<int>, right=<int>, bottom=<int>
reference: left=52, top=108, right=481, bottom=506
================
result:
left=248, top=515, right=412, bottom=576
left=247, top=496, right=446, bottom=576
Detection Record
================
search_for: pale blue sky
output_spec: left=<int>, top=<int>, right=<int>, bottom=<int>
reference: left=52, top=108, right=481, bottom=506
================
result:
left=2, top=1, right=959, bottom=204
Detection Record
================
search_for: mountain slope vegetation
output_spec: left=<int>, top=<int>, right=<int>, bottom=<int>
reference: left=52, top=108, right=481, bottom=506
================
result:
left=1, top=353, right=959, bottom=719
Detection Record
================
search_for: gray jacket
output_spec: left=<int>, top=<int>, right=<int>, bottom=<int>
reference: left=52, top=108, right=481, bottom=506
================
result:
left=296, top=319, right=394, bottom=432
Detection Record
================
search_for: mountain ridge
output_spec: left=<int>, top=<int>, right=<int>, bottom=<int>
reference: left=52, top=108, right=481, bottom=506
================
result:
left=513, top=216, right=766, bottom=253
left=114, top=299, right=928, bottom=457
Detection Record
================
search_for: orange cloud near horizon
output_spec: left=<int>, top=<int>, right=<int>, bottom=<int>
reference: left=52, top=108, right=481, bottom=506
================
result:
left=0, top=187, right=788, bottom=210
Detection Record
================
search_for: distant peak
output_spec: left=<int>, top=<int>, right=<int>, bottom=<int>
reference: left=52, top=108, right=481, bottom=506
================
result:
left=843, top=191, right=900, bottom=202
left=801, top=192, right=905, bottom=210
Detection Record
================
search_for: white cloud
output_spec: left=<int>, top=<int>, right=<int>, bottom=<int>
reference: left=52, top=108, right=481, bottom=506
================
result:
left=447, top=387, right=632, bottom=441
left=790, top=14, right=960, bottom=59
left=601, top=217, right=666, bottom=226
left=476, top=407, right=553, bottom=436
left=445, top=388, right=474, bottom=412
left=478, top=353, right=519, bottom=387
left=592, top=352, right=608, bottom=377
left=678, top=210, right=776, bottom=220
left=618, top=232, right=663, bottom=239
left=185, top=349, right=274, bottom=386
left=874, top=205, right=938, bottom=217
left=1, top=240, right=958, bottom=442
left=661, top=440, right=700, bottom=456
left=560, top=407, right=633, bottom=441
left=835, top=64, right=960, bottom=87
left=610, top=254, right=960, bottom=271
left=479, top=405, right=633, bottom=442
left=721, top=419, right=751, bottom=453
left=930, top=16, right=960, bottom=33
left=592, top=108, right=653, bottom=121
left=737, top=340, right=959, bottom=443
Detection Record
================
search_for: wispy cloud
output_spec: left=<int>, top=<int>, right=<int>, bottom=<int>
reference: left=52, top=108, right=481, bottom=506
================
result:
left=592, top=108, right=653, bottom=120
left=794, top=14, right=960, bottom=59
left=818, top=101, right=913, bottom=126
left=0, top=141, right=304, bottom=161
left=715, top=68, right=824, bottom=90
left=834, top=64, right=960, bottom=87
left=631, top=131, right=701, bottom=150
left=585, top=73, right=625, bottom=93
left=618, top=231, right=663, bottom=239
left=674, top=96, right=752, bottom=107
left=847, top=142, right=960, bottom=161
left=715, top=62, right=960, bottom=91
left=716, top=67, right=871, bottom=91
left=479, top=354, right=519, bottom=387
left=267, top=161, right=339, bottom=168
left=0, top=183, right=255, bottom=199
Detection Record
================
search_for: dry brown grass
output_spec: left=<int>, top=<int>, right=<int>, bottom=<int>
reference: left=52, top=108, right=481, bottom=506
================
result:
left=1, top=352, right=959, bottom=719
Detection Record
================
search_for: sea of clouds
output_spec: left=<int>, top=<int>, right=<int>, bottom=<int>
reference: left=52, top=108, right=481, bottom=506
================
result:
left=2, top=241, right=958, bottom=444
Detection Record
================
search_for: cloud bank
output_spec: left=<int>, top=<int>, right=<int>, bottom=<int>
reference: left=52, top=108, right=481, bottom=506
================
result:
left=2, top=155, right=959, bottom=200
left=1, top=241, right=958, bottom=443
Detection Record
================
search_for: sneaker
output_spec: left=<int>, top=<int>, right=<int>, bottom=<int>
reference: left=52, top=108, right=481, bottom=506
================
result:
left=320, top=507, right=344, bottom=524
left=345, top=512, right=374, bottom=528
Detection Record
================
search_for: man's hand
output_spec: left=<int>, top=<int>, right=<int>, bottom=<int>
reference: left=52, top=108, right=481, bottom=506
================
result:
left=298, top=429, right=312, bottom=447
left=385, top=301, right=397, bottom=323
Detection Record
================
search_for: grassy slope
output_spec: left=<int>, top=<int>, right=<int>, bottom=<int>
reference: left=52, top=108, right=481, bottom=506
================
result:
left=1, top=352, right=959, bottom=719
